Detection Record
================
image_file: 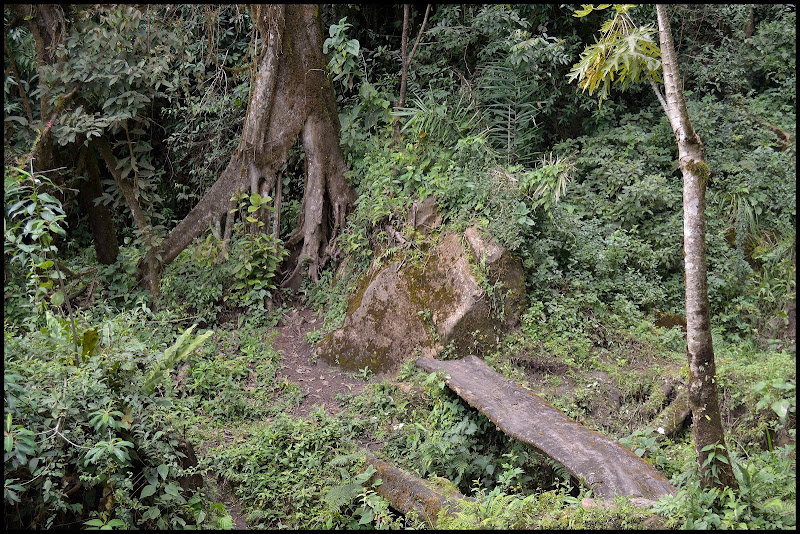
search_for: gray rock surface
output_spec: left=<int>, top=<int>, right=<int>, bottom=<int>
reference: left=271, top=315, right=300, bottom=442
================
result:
left=316, top=227, right=525, bottom=373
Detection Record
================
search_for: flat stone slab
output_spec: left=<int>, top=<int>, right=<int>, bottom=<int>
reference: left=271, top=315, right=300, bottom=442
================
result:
left=415, top=356, right=676, bottom=500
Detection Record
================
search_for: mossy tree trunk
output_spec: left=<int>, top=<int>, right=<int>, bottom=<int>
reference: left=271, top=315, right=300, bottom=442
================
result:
left=9, top=4, right=68, bottom=195
left=656, top=4, right=737, bottom=490
left=136, top=4, right=355, bottom=293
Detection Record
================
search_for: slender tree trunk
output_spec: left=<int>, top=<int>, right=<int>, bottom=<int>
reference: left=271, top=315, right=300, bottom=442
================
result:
left=138, top=4, right=355, bottom=293
left=744, top=4, right=755, bottom=40
left=393, top=4, right=431, bottom=143
left=656, top=4, right=737, bottom=490
left=94, top=137, right=161, bottom=296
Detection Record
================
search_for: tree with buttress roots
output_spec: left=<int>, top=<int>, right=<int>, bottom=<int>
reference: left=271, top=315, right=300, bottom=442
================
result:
left=136, top=4, right=356, bottom=295
left=569, top=4, right=738, bottom=490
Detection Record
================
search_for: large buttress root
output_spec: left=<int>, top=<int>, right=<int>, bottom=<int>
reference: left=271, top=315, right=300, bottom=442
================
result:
left=283, top=112, right=355, bottom=288
left=135, top=4, right=354, bottom=294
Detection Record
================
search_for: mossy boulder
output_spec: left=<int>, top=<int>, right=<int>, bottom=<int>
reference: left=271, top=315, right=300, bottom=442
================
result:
left=464, top=226, right=526, bottom=329
left=315, top=227, right=525, bottom=373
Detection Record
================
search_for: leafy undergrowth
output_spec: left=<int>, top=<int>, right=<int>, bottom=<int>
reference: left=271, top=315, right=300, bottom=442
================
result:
left=4, top=289, right=796, bottom=530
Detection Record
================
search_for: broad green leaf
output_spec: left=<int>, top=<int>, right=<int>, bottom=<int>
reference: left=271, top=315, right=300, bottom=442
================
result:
left=217, top=515, right=233, bottom=530
left=82, top=328, right=99, bottom=358
left=157, top=463, right=169, bottom=480
left=771, top=399, right=790, bottom=420
left=140, top=484, right=157, bottom=499
left=50, top=291, right=65, bottom=307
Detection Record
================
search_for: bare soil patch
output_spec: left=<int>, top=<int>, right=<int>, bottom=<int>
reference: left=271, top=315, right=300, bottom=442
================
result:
left=271, top=305, right=382, bottom=418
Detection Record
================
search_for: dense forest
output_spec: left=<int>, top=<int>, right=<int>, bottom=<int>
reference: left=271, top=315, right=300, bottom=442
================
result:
left=4, top=3, right=795, bottom=530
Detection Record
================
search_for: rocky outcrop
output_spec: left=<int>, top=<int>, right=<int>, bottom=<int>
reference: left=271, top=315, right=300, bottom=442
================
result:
left=464, top=226, right=526, bottom=329
left=315, top=226, right=525, bottom=374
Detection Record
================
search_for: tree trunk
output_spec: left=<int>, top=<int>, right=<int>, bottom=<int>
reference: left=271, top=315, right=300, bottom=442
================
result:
left=11, top=4, right=68, bottom=195
left=137, top=4, right=355, bottom=293
left=744, top=4, right=755, bottom=40
left=95, top=137, right=162, bottom=296
left=76, top=145, right=119, bottom=265
left=656, top=4, right=737, bottom=490
left=392, top=4, right=431, bottom=144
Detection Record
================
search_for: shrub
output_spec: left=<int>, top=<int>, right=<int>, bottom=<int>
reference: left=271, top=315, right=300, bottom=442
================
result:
left=3, top=311, right=226, bottom=530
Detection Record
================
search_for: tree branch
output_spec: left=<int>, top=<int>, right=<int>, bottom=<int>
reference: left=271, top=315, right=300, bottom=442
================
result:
left=406, top=4, right=431, bottom=70
left=649, top=77, right=669, bottom=117
left=394, top=4, right=432, bottom=143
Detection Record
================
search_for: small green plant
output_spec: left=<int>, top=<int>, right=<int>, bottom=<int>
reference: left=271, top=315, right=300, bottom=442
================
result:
left=619, top=428, right=669, bottom=471
left=84, top=512, right=126, bottom=530
left=319, top=461, right=402, bottom=529
left=358, top=366, right=373, bottom=381
left=323, top=17, right=362, bottom=92
left=752, top=377, right=795, bottom=431
left=225, top=192, right=287, bottom=310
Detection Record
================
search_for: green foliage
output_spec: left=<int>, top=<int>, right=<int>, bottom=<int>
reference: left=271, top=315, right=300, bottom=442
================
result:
left=162, top=81, right=249, bottom=218
left=3, top=21, right=38, bottom=156
left=752, top=378, right=795, bottom=429
left=619, top=428, right=670, bottom=471
left=159, top=193, right=287, bottom=326
left=4, top=165, right=69, bottom=328
left=374, top=372, right=569, bottom=497
left=323, top=17, right=361, bottom=92
left=4, top=3, right=797, bottom=530
left=475, top=31, right=571, bottom=165
left=179, top=328, right=299, bottom=421
left=3, top=310, right=222, bottom=530
left=653, top=443, right=796, bottom=529
left=568, top=4, right=662, bottom=108
left=202, top=409, right=400, bottom=529
left=45, top=6, right=182, bottom=145
left=713, top=345, right=796, bottom=450
left=675, top=5, right=796, bottom=99
left=141, top=324, right=213, bottom=395
left=438, top=486, right=652, bottom=529
left=224, top=193, right=287, bottom=309
left=690, top=94, right=796, bottom=338
left=319, top=461, right=404, bottom=529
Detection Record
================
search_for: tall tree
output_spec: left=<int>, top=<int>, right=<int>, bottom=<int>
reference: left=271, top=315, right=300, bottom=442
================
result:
left=393, top=4, right=431, bottom=143
left=568, top=4, right=737, bottom=489
left=654, top=3, right=736, bottom=490
left=137, top=3, right=356, bottom=293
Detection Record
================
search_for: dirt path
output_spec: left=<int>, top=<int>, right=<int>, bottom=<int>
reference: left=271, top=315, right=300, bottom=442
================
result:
left=272, top=306, right=372, bottom=418
left=210, top=305, right=377, bottom=529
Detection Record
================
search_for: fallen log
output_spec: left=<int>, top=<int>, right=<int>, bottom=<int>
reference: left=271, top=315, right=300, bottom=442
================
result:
left=652, top=387, right=691, bottom=439
left=363, top=453, right=467, bottom=527
left=415, top=356, right=676, bottom=501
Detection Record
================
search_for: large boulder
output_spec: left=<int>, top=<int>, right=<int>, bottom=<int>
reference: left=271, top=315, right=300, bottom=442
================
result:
left=315, top=227, right=525, bottom=373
